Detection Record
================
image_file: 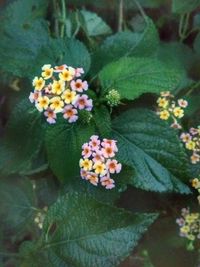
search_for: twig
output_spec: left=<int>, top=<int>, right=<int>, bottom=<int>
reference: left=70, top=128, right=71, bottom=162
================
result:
left=118, top=0, right=124, bottom=32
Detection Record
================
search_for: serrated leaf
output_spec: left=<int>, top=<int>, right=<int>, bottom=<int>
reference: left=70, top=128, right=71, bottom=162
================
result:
left=112, top=108, right=190, bottom=193
left=157, top=42, right=195, bottom=71
left=93, top=105, right=112, bottom=137
left=30, top=38, right=91, bottom=78
left=45, top=120, right=95, bottom=182
left=0, top=20, right=49, bottom=77
left=0, top=0, right=48, bottom=26
left=79, top=10, right=112, bottom=36
left=0, top=177, right=36, bottom=231
left=99, top=57, right=182, bottom=100
left=92, top=16, right=159, bottom=74
left=0, top=99, right=44, bottom=175
left=0, top=0, right=50, bottom=77
left=20, top=193, right=157, bottom=267
left=172, top=0, right=200, bottom=14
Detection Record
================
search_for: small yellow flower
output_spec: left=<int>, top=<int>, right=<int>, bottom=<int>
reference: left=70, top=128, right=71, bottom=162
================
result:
left=180, top=225, right=190, bottom=234
left=41, top=64, right=53, bottom=79
left=79, top=158, right=93, bottom=171
left=59, top=67, right=75, bottom=81
left=159, top=110, right=170, bottom=120
left=93, top=161, right=106, bottom=175
left=36, top=96, right=50, bottom=112
left=32, top=77, right=45, bottom=91
left=192, top=178, right=200, bottom=189
left=186, top=140, right=196, bottom=150
left=61, top=89, right=77, bottom=104
left=52, top=80, right=65, bottom=95
left=173, top=107, right=184, bottom=118
left=157, top=97, right=169, bottom=108
left=50, top=97, right=64, bottom=113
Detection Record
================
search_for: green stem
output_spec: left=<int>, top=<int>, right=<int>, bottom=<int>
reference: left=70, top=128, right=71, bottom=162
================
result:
left=60, top=0, right=67, bottom=38
left=118, top=0, right=124, bottom=32
left=179, top=13, right=190, bottom=42
left=72, top=10, right=81, bottom=38
left=133, top=0, right=148, bottom=23
left=53, top=0, right=59, bottom=37
left=185, top=81, right=200, bottom=96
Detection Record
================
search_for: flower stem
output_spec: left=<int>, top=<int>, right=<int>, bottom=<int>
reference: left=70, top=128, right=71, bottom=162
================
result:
left=60, top=0, right=67, bottom=38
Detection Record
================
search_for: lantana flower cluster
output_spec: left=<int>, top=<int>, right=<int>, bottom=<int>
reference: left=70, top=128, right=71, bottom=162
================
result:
left=192, top=176, right=200, bottom=204
left=79, top=135, right=122, bottom=189
left=180, top=127, right=200, bottom=164
left=29, top=64, right=93, bottom=124
left=176, top=207, right=200, bottom=249
left=157, top=91, right=188, bottom=129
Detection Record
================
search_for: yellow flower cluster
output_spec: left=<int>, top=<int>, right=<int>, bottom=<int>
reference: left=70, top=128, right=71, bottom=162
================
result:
left=191, top=176, right=200, bottom=204
left=29, top=64, right=93, bottom=124
left=176, top=207, right=200, bottom=249
left=180, top=127, right=200, bottom=164
left=157, top=91, right=188, bottom=129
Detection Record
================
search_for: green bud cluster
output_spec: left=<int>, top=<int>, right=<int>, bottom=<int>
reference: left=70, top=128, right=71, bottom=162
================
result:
left=106, top=89, right=121, bottom=107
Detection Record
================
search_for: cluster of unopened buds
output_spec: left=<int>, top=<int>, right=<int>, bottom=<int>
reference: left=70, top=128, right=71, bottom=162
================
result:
left=34, top=206, right=48, bottom=229
left=180, top=127, right=200, bottom=164
left=29, top=64, right=93, bottom=124
left=191, top=176, right=200, bottom=204
left=79, top=135, right=122, bottom=189
left=105, top=89, right=121, bottom=107
left=176, top=207, right=200, bottom=250
left=157, top=91, right=188, bottom=129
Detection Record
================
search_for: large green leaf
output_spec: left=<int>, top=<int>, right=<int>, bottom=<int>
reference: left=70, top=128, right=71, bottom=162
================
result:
left=0, top=177, right=36, bottom=231
left=93, top=105, right=112, bottom=137
left=157, top=42, right=195, bottom=71
left=0, top=0, right=48, bottom=26
left=79, top=10, right=112, bottom=36
left=20, top=193, right=158, bottom=267
left=92, top=17, right=159, bottom=74
left=0, top=0, right=50, bottom=77
left=0, top=99, right=44, bottom=175
left=99, top=57, right=182, bottom=100
left=30, top=38, right=91, bottom=79
left=112, top=108, right=190, bottom=193
left=0, top=20, right=49, bottom=77
left=45, top=120, right=95, bottom=182
left=172, top=0, right=200, bottom=14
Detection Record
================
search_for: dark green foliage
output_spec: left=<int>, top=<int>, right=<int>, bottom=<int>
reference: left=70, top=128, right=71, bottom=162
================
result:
left=112, top=109, right=190, bottom=193
left=45, top=119, right=95, bottom=182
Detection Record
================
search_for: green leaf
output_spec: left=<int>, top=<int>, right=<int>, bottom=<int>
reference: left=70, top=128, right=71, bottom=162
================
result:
left=93, top=105, right=112, bottom=137
left=0, top=177, right=36, bottom=231
left=0, top=20, right=49, bottom=77
left=92, top=16, right=159, bottom=74
left=0, top=0, right=50, bottom=77
left=157, top=42, right=195, bottom=71
left=20, top=193, right=158, bottom=267
left=112, top=108, right=190, bottom=193
left=99, top=57, right=182, bottom=100
left=45, top=120, right=95, bottom=182
left=0, top=0, right=48, bottom=26
left=30, top=38, right=91, bottom=78
left=79, top=10, right=112, bottom=36
left=0, top=99, right=44, bottom=175
left=172, top=0, right=200, bottom=14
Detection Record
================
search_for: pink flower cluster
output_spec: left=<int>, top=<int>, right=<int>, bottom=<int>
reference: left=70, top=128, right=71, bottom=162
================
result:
left=29, top=64, right=93, bottom=124
left=79, top=135, right=122, bottom=189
